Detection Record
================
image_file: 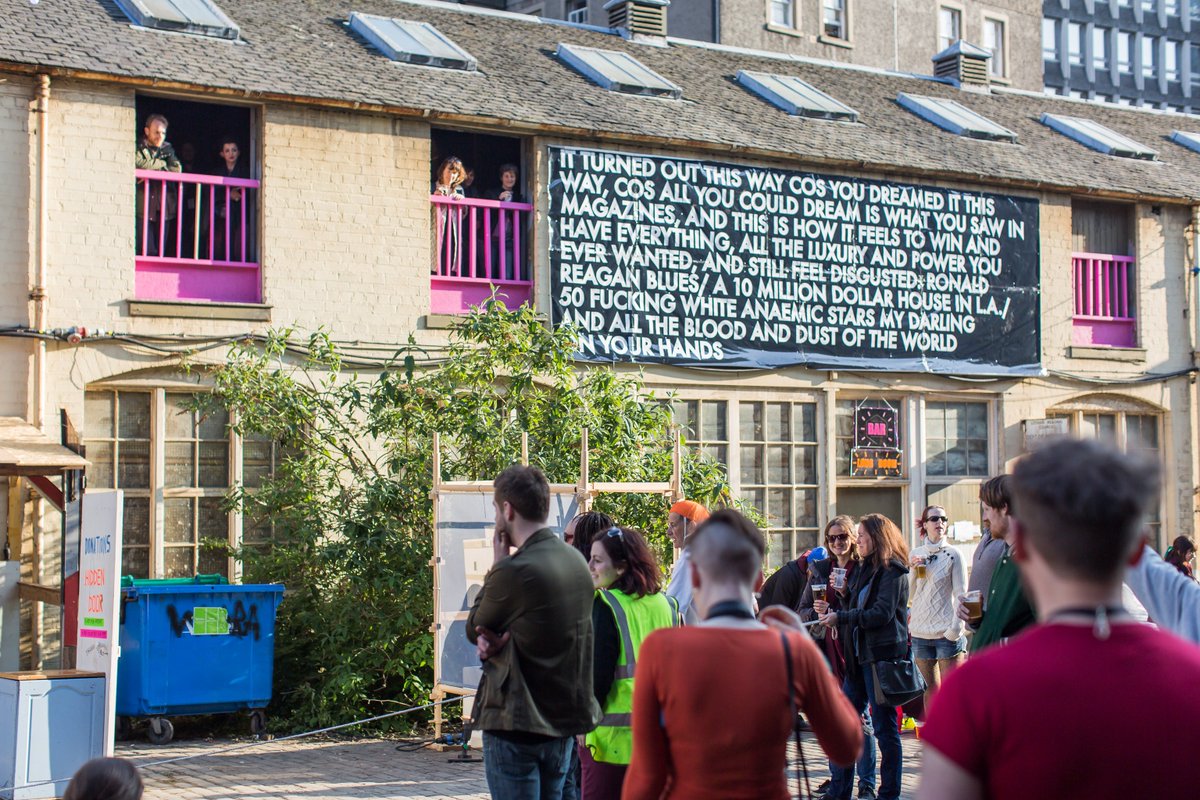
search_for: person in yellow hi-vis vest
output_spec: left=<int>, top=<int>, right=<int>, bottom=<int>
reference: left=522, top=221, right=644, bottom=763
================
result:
left=580, top=525, right=680, bottom=799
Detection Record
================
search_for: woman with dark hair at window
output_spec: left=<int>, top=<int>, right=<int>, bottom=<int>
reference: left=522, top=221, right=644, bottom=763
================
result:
left=816, top=514, right=911, bottom=800
left=1165, top=535, right=1196, bottom=580
left=581, top=525, right=678, bottom=799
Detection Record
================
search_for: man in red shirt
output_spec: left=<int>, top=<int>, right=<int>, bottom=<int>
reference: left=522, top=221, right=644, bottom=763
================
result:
left=919, top=438, right=1200, bottom=800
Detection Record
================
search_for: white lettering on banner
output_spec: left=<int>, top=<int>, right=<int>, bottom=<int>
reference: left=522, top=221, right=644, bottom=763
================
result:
left=550, top=147, right=1041, bottom=373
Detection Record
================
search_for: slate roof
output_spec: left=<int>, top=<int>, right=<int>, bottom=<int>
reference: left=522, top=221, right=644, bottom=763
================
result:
left=4, top=0, right=1200, bottom=201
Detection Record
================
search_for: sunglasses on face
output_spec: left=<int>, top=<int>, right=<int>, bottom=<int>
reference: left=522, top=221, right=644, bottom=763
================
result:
left=926, top=516, right=948, bottom=523
left=828, top=533, right=851, bottom=544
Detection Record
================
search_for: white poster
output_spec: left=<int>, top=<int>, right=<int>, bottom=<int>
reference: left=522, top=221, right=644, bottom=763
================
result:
left=76, top=490, right=123, bottom=756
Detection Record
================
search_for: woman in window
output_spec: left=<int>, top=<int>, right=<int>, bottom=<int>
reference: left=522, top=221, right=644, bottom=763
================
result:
left=908, top=505, right=966, bottom=713
left=432, top=156, right=466, bottom=275
left=582, top=525, right=678, bottom=799
left=211, top=136, right=250, bottom=262
left=816, top=514, right=911, bottom=800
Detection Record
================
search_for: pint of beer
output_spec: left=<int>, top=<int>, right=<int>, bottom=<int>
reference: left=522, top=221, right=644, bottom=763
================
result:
left=914, top=557, right=927, bottom=579
left=813, top=584, right=827, bottom=603
left=963, top=589, right=983, bottom=623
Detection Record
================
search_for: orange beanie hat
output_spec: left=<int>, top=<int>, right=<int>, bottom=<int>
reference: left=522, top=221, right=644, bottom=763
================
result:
left=670, top=500, right=710, bottom=523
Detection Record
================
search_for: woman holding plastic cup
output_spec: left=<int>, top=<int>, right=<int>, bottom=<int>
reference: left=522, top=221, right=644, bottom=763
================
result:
left=908, top=506, right=966, bottom=712
left=800, top=516, right=876, bottom=799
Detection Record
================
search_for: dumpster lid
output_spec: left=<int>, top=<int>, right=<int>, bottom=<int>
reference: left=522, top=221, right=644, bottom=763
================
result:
left=121, top=574, right=229, bottom=589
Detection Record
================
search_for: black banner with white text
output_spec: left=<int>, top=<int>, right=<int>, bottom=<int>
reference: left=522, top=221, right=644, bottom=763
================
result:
left=548, top=147, right=1041, bottom=375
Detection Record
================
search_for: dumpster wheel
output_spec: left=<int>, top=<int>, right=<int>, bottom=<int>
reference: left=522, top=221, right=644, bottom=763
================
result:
left=250, top=709, right=268, bottom=736
left=147, top=717, right=175, bottom=745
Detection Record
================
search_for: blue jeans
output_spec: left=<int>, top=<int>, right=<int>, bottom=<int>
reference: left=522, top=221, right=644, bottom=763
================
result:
left=827, top=668, right=902, bottom=800
left=561, top=742, right=581, bottom=800
left=483, top=731, right=574, bottom=800
left=912, top=636, right=966, bottom=660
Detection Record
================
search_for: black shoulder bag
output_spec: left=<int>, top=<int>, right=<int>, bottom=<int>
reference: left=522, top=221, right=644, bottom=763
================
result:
left=780, top=631, right=813, bottom=799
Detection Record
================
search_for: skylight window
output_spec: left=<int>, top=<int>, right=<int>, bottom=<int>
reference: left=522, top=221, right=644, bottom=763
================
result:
left=1170, top=130, right=1200, bottom=154
left=896, top=93, right=1017, bottom=143
left=556, top=43, right=682, bottom=99
left=349, top=13, right=477, bottom=71
left=115, top=0, right=239, bottom=40
left=737, top=71, right=858, bottom=122
left=1040, top=113, right=1157, bottom=159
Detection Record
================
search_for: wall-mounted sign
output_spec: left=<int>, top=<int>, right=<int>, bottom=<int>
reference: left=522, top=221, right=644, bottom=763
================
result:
left=854, top=406, right=899, bottom=450
left=1023, top=417, right=1069, bottom=451
left=548, top=147, right=1041, bottom=375
left=851, top=448, right=903, bottom=478
left=76, top=490, right=123, bottom=755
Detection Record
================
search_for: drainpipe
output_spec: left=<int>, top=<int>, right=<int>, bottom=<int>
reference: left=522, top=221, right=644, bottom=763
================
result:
left=32, top=74, right=49, bottom=430
left=1191, top=205, right=1200, bottom=537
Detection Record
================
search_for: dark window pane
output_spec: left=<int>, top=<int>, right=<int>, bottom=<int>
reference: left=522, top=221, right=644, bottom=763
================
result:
left=739, top=402, right=762, bottom=442
left=766, top=403, right=790, bottom=442
left=769, top=487, right=793, bottom=528
left=794, top=488, right=818, bottom=527
left=122, top=546, right=150, bottom=579
left=794, top=403, right=817, bottom=443
left=117, top=441, right=150, bottom=488
left=197, top=406, right=229, bottom=440
left=165, top=442, right=195, bottom=488
left=701, top=401, right=726, bottom=441
left=165, top=393, right=195, bottom=439
left=243, top=441, right=274, bottom=489
left=198, top=545, right=228, bottom=577
left=123, top=497, right=150, bottom=546
left=767, top=445, right=790, bottom=484
left=741, top=445, right=763, bottom=484
left=197, top=442, right=229, bottom=487
left=117, top=392, right=151, bottom=439
left=794, top=445, right=817, bottom=485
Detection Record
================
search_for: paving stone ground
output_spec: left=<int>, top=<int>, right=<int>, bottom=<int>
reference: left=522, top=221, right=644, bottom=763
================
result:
left=123, top=731, right=923, bottom=799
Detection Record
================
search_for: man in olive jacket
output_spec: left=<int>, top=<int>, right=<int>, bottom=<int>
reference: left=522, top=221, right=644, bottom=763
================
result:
left=468, top=464, right=601, bottom=798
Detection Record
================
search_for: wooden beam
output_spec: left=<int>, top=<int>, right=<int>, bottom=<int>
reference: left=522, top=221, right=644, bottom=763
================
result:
left=6, top=477, right=21, bottom=561
left=588, top=482, right=673, bottom=494
left=26, top=475, right=62, bottom=512
left=17, top=581, right=60, bottom=606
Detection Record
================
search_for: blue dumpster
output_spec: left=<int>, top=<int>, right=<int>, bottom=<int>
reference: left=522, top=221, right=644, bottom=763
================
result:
left=116, top=576, right=285, bottom=743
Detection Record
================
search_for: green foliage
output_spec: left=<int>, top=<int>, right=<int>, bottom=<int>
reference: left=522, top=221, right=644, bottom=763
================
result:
left=207, top=302, right=736, bottom=733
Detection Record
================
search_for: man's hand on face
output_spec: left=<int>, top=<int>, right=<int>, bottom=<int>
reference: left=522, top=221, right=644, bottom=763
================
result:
left=475, top=626, right=510, bottom=662
left=493, top=526, right=512, bottom=562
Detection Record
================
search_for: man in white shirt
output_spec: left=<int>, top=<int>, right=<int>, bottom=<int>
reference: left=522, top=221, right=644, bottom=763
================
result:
left=664, top=500, right=709, bottom=625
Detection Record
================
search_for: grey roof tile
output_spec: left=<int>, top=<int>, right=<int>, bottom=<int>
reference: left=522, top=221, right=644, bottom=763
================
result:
left=1, top=0, right=1200, bottom=200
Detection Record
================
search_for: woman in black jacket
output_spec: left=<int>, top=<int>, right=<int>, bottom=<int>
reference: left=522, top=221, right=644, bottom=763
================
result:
left=815, top=513, right=910, bottom=800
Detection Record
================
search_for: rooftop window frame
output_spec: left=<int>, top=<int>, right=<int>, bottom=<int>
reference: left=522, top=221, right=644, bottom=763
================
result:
left=1169, top=130, right=1200, bottom=153
left=736, top=71, right=859, bottom=122
left=555, top=42, right=683, bottom=99
left=1041, top=112, right=1158, bottom=160
left=114, top=0, right=240, bottom=41
left=348, top=12, right=478, bottom=71
left=896, top=93, right=1019, bottom=143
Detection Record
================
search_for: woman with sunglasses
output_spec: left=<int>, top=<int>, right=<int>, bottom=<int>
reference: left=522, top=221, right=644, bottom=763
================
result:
left=816, top=514, right=911, bottom=800
left=800, top=516, right=876, bottom=800
left=908, top=505, right=966, bottom=711
left=581, top=526, right=679, bottom=799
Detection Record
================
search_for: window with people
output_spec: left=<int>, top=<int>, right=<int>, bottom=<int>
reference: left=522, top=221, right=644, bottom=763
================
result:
left=134, top=96, right=260, bottom=302
left=430, top=128, right=531, bottom=314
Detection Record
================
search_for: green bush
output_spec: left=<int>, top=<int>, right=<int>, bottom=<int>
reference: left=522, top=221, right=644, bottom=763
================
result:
left=205, top=303, right=737, bottom=733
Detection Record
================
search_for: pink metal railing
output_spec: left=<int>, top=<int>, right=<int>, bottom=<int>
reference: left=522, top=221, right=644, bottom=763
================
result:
left=135, top=169, right=261, bottom=303
left=1072, top=252, right=1136, bottom=347
left=430, top=194, right=533, bottom=314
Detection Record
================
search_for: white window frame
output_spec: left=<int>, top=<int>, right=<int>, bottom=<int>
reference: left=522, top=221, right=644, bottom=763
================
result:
left=982, top=15, right=1007, bottom=79
left=768, top=0, right=797, bottom=29
left=566, top=0, right=588, bottom=25
left=1092, top=26, right=1109, bottom=72
left=938, top=5, right=963, bottom=53
left=1068, top=21, right=1084, bottom=67
left=822, top=0, right=848, bottom=41
left=1043, top=18, right=1058, bottom=62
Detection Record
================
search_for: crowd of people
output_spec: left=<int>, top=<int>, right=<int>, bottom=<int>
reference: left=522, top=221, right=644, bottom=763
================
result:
left=135, top=111, right=254, bottom=261
left=63, top=438, right=1200, bottom=799
left=465, top=438, right=1200, bottom=800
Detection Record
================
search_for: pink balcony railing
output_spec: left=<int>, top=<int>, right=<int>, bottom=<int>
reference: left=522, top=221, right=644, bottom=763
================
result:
left=430, top=195, right=533, bottom=314
left=1072, top=252, right=1136, bottom=348
left=135, top=169, right=261, bottom=303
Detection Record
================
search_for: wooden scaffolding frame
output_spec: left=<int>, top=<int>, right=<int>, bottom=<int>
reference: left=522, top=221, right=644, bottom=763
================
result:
left=428, top=428, right=683, bottom=738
